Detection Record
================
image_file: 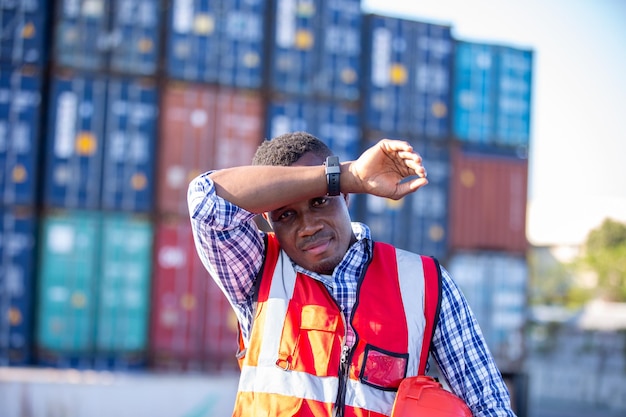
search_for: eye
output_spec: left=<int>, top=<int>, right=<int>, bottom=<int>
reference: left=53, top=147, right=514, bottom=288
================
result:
left=312, top=197, right=329, bottom=207
left=273, top=209, right=294, bottom=222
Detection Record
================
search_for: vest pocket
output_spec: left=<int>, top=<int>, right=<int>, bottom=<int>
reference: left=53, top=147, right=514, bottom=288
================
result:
left=276, top=304, right=342, bottom=376
left=359, top=344, right=409, bottom=391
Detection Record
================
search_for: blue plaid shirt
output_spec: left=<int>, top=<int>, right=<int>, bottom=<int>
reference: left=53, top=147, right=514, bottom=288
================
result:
left=188, top=172, right=516, bottom=417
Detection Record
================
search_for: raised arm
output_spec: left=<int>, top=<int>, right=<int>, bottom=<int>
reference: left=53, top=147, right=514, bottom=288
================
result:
left=209, top=138, right=429, bottom=213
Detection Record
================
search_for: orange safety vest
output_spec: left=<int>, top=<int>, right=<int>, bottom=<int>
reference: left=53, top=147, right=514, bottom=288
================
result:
left=233, top=233, right=440, bottom=417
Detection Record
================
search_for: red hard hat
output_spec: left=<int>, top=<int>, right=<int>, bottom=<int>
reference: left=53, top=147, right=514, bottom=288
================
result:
left=391, top=376, right=473, bottom=417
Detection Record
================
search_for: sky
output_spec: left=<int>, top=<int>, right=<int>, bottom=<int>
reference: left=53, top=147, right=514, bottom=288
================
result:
left=361, top=0, right=626, bottom=246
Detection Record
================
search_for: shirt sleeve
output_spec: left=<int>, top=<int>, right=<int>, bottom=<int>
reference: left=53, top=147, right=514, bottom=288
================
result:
left=432, top=266, right=517, bottom=417
left=187, top=172, right=265, bottom=338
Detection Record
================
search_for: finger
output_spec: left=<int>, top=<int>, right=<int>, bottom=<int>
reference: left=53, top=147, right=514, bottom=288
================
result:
left=394, top=177, right=428, bottom=199
left=396, top=150, right=422, bottom=163
left=406, top=177, right=429, bottom=192
left=382, top=139, right=413, bottom=153
left=404, top=159, right=427, bottom=178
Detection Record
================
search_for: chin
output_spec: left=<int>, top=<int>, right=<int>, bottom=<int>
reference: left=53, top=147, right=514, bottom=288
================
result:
left=309, top=258, right=340, bottom=275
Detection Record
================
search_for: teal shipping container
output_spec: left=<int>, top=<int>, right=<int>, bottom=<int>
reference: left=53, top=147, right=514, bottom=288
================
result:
left=36, top=210, right=153, bottom=369
left=36, top=211, right=100, bottom=367
left=453, top=41, right=533, bottom=147
left=95, top=213, right=153, bottom=365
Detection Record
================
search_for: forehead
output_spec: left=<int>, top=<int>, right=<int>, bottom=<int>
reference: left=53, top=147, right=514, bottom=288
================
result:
left=291, top=152, right=325, bottom=167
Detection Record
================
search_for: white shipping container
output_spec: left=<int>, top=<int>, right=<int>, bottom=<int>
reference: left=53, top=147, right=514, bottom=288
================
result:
left=447, top=251, right=529, bottom=372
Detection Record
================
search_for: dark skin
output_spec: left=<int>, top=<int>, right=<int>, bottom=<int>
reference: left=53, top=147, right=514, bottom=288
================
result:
left=209, top=139, right=428, bottom=274
left=267, top=153, right=356, bottom=275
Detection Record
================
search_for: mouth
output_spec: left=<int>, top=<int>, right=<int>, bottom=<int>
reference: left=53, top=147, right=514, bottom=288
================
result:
left=303, top=240, right=331, bottom=256
left=300, top=235, right=333, bottom=256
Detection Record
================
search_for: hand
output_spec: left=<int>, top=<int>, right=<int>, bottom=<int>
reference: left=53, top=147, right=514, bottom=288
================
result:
left=348, top=139, right=428, bottom=200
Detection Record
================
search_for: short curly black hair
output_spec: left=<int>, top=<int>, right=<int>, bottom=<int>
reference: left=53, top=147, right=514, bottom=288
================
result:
left=252, top=131, right=332, bottom=166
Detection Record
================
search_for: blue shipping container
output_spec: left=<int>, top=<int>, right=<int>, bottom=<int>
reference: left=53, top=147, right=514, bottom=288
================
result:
left=453, top=41, right=532, bottom=147
left=359, top=193, right=408, bottom=248
left=166, top=0, right=266, bottom=89
left=269, top=0, right=318, bottom=96
left=269, top=0, right=362, bottom=101
left=0, top=207, right=37, bottom=365
left=404, top=139, right=450, bottom=259
left=44, top=71, right=107, bottom=210
left=314, top=0, right=362, bottom=101
left=0, top=0, right=49, bottom=66
left=109, top=0, right=161, bottom=75
left=447, top=251, right=528, bottom=372
left=363, top=14, right=453, bottom=138
left=101, top=77, right=158, bottom=212
left=495, top=46, right=533, bottom=147
left=54, top=0, right=110, bottom=71
left=54, top=0, right=161, bottom=75
left=357, top=136, right=450, bottom=259
left=266, top=97, right=361, bottom=162
left=0, top=65, right=43, bottom=206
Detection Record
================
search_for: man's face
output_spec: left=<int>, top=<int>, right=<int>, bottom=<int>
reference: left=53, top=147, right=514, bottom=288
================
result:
left=267, top=152, right=356, bottom=275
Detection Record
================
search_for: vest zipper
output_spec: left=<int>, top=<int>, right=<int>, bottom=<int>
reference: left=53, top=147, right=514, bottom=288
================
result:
left=335, top=309, right=355, bottom=417
left=335, top=344, right=351, bottom=417
left=334, top=244, right=371, bottom=416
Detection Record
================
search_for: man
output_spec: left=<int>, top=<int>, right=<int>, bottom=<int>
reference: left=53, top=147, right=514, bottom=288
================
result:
left=188, top=131, right=515, bottom=417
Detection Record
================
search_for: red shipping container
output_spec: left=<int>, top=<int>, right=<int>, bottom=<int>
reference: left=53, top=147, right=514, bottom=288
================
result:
left=157, top=82, right=264, bottom=215
left=448, top=146, right=529, bottom=254
left=150, top=216, right=240, bottom=372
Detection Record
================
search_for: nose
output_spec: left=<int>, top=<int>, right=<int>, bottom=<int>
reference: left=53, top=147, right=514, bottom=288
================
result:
left=298, top=213, right=323, bottom=237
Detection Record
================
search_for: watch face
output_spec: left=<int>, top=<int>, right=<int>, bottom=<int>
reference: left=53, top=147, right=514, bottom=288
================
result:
left=326, top=156, right=340, bottom=170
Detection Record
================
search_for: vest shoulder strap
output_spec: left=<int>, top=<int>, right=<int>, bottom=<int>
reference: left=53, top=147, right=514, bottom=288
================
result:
left=418, top=256, right=442, bottom=375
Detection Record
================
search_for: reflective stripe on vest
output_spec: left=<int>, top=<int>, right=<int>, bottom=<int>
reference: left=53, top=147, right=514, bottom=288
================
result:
left=234, top=234, right=428, bottom=417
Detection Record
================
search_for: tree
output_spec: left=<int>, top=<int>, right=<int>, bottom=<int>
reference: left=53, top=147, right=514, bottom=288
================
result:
left=527, top=247, right=577, bottom=305
left=576, top=218, right=626, bottom=302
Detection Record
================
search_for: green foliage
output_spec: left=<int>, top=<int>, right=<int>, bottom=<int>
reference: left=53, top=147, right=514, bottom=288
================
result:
left=577, top=218, right=626, bottom=302
left=527, top=248, right=578, bottom=305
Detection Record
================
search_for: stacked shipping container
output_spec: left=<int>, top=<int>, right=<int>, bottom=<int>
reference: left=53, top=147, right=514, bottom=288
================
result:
left=0, top=0, right=49, bottom=366
left=152, top=0, right=269, bottom=370
left=153, top=81, right=263, bottom=369
left=448, top=40, right=532, bottom=379
left=0, top=4, right=534, bottom=400
left=34, top=0, right=161, bottom=368
left=359, top=13, right=533, bottom=385
left=362, top=14, right=453, bottom=138
left=358, top=14, right=454, bottom=260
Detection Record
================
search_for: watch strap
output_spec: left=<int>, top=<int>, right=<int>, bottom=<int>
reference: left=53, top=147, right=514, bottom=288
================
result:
left=325, top=156, right=340, bottom=196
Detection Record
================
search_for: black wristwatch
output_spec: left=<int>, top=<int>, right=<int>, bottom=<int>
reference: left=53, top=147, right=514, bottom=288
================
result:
left=325, top=156, right=341, bottom=196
